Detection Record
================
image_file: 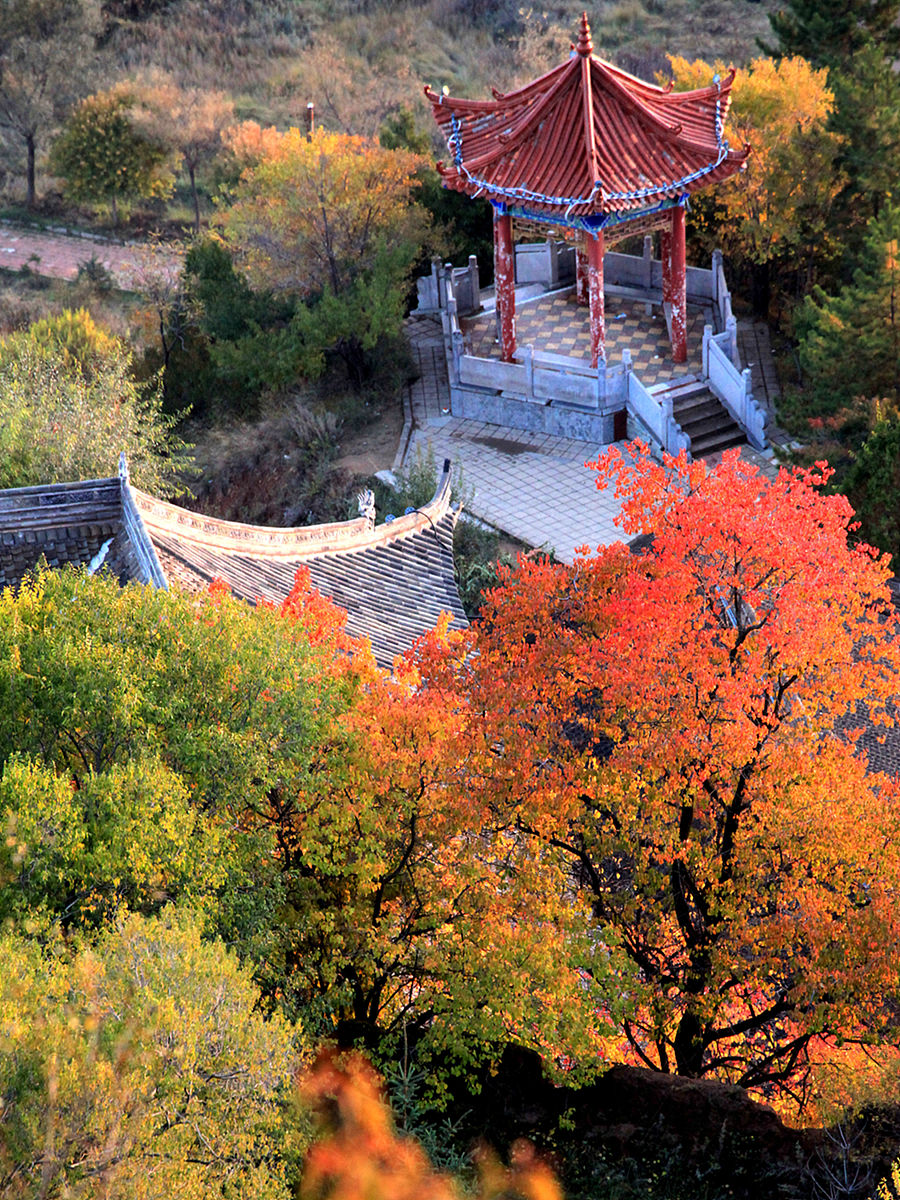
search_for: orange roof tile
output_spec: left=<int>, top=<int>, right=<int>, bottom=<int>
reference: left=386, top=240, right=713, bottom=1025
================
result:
left=425, top=13, right=749, bottom=222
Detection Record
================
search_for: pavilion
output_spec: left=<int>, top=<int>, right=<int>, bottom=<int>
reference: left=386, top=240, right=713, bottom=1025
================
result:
left=425, top=13, right=749, bottom=370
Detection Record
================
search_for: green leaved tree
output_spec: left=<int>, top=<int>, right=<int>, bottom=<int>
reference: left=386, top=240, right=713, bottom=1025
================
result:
left=0, top=312, right=189, bottom=492
left=48, top=87, right=173, bottom=223
left=0, top=912, right=304, bottom=1199
left=796, top=203, right=900, bottom=412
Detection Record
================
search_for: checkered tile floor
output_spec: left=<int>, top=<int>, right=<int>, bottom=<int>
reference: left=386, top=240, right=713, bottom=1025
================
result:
left=461, top=290, right=706, bottom=388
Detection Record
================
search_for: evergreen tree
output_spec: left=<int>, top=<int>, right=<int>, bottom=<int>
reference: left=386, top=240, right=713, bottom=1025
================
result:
left=796, top=204, right=900, bottom=411
left=828, top=43, right=900, bottom=230
left=846, top=405, right=900, bottom=559
left=762, top=0, right=900, bottom=68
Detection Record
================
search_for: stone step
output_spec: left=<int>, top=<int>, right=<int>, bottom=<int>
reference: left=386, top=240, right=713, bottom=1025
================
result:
left=667, top=384, right=747, bottom=458
left=649, top=375, right=703, bottom=400
left=690, top=429, right=748, bottom=457
left=675, top=398, right=725, bottom=421
left=680, top=412, right=743, bottom=440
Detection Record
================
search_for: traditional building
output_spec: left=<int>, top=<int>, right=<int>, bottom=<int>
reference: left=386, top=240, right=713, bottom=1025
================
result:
left=426, top=13, right=749, bottom=368
left=0, top=458, right=467, bottom=669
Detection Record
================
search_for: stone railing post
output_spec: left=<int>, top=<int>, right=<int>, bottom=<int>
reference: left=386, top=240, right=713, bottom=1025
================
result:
left=726, top=314, right=738, bottom=365
left=450, top=328, right=463, bottom=386
left=712, top=248, right=723, bottom=309
left=523, top=343, right=534, bottom=397
left=547, top=238, right=559, bottom=287
left=702, top=323, right=712, bottom=378
left=468, top=254, right=480, bottom=307
left=661, top=394, right=674, bottom=453
left=741, top=367, right=752, bottom=424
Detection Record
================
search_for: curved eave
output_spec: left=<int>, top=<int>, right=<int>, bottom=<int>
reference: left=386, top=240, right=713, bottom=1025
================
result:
left=134, top=462, right=457, bottom=561
left=427, top=47, right=748, bottom=218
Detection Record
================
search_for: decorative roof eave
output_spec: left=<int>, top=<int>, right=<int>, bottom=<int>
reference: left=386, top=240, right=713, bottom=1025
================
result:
left=426, top=13, right=750, bottom=220
left=133, top=460, right=458, bottom=562
left=499, top=193, right=688, bottom=233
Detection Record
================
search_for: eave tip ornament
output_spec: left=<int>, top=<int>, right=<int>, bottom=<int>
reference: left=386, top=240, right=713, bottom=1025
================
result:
left=574, top=11, right=593, bottom=57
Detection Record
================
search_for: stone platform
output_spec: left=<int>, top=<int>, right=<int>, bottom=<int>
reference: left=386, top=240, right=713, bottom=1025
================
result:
left=462, top=288, right=706, bottom=388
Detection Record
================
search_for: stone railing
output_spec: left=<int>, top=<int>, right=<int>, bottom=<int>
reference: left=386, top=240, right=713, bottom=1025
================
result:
left=702, top=324, right=767, bottom=451
left=512, top=236, right=726, bottom=319
left=441, top=270, right=624, bottom=441
left=416, top=256, right=481, bottom=316
left=423, top=246, right=753, bottom=453
left=710, top=249, right=734, bottom=333
left=624, top=354, right=690, bottom=456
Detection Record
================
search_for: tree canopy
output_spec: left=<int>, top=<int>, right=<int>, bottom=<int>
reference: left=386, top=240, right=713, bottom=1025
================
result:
left=217, top=127, right=427, bottom=299
left=668, top=54, right=843, bottom=285
left=49, top=88, right=174, bottom=223
left=0, top=0, right=101, bottom=206
left=0, top=912, right=303, bottom=1199
left=0, top=311, right=189, bottom=492
left=415, top=446, right=900, bottom=1110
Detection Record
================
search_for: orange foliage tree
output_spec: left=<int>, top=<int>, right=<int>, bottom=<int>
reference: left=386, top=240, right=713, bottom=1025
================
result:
left=230, top=574, right=617, bottom=1084
left=416, top=447, right=900, bottom=1108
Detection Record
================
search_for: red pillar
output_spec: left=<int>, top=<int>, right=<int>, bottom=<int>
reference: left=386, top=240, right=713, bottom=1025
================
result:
left=670, top=205, right=687, bottom=364
left=575, top=244, right=588, bottom=306
left=660, top=227, right=673, bottom=305
left=586, top=228, right=605, bottom=368
left=493, top=209, right=516, bottom=362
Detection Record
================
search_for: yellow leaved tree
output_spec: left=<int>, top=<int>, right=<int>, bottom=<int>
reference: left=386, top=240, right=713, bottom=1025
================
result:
left=668, top=55, right=845, bottom=302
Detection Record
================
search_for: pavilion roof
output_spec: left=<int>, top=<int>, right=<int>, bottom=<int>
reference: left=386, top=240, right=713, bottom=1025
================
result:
left=0, top=464, right=467, bottom=671
left=425, top=13, right=750, bottom=221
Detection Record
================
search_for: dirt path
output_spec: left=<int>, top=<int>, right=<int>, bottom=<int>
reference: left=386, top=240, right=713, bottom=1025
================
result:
left=0, top=222, right=179, bottom=287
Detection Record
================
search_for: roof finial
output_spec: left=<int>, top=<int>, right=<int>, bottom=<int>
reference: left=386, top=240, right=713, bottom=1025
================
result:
left=575, top=12, right=593, bottom=56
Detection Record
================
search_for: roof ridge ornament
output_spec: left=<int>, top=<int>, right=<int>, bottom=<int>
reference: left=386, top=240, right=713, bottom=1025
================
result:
left=574, top=11, right=593, bottom=57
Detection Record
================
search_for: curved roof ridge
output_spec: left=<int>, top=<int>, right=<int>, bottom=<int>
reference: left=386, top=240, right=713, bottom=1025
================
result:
left=464, top=58, right=580, bottom=173
left=133, top=461, right=456, bottom=562
left=426, top=58, right=569, bottom=112
left=589, top=56, right=685, bottom=140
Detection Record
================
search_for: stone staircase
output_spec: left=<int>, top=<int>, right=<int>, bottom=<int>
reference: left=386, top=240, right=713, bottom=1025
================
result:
left=651, top=375, right=746, bottom=458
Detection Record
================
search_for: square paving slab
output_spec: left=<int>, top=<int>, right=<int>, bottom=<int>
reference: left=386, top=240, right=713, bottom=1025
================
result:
left=461, top=290, right=706, bottom=388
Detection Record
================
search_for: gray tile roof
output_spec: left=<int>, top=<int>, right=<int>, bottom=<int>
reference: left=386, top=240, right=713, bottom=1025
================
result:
left=0, top=462, right=467, bottom=671
left=0, top=476, right=144, bottom=587
left=134, top=461, right=467, bottom=669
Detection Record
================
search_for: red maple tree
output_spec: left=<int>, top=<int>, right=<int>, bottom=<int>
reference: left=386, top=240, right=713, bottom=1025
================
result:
left=416, top=446, right=900, bottom=1108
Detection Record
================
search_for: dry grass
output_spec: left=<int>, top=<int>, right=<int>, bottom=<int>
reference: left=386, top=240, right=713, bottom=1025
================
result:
left=0, top=272, right=137, bottom=339
left=106, top=0, right=779, bottom=137
left=184, top=397, right=363, bottom=527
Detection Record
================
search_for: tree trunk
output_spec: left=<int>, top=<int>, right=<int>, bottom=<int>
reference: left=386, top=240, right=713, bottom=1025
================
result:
left=26, top=133, right=36, bottom=209
left=189, top=162, right=200, bottom=233
left=672, top=1008, right=706, bottom=1077
left=751, top=260, right=771, bottom=318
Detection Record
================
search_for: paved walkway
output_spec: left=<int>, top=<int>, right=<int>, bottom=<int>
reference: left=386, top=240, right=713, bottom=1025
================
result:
left=404, top=308, right=784, bottom=562
left=0, top=222, right=179, bottom=287
left=405, top=315, right=628, bottom=562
